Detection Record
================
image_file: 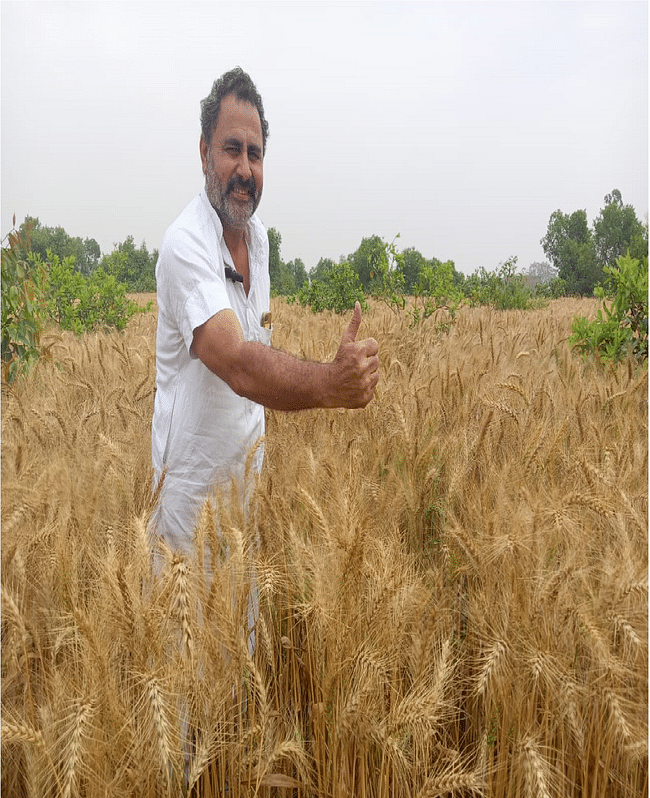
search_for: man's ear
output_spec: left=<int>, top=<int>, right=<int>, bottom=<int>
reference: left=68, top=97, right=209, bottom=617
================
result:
left=199, top=134, right=208, bottom=176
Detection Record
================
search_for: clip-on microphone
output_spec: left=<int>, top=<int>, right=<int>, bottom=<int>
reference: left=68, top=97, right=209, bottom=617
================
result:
left=225, top=265, right=244, bottom=283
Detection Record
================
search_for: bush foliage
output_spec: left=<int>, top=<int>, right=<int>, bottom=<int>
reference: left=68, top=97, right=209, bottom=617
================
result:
left=409, top=259, right=463, bottom=326
left=37, top=250, right=143, bottom=335
left=295, top=259, right=367, bottom=314
left=2, top=230, right=145, bottom=382
left=296, top=240, right=542, bottom=323
left=570, top=252, right=648, bottom=364
left=1, top=229, right=50, bottom=382
left=464, top=257, right=535, bottom=310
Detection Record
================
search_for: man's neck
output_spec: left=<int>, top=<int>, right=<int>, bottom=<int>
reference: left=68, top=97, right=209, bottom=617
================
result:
left=214, top=207, right=248, bottom=255
left=222, top=225, right=247, bottom=257
left=220, top=217, right=251, bottom=294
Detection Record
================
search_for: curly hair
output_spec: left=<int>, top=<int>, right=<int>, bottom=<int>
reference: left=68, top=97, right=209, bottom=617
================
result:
left=200, top=67, right=269, bottom=153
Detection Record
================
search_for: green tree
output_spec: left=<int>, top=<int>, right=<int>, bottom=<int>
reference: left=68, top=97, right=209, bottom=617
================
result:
left=267, top=228, right=311, bottom=295
left=410, top=259, right=463, bottom=327
left=348, top=235, right=389, bottom=292
left=402, top=247, right=428, bottom=294
left=402, top=249, right=464, bottom=296
left=18, top=216, right=101, bottom=276
left=285, top=257, right=308, bottom=291
left=309, top=257, right=336, bottom=284
left=370, top=236, right=406, bottom=312
left=465, top=257, right=533, bottom=310
left=267, top=227, right=284, bottom=292
left=593, top=189, right=647, bottom=269
left=541, top=209, right=600, bottom=295
left=101, top=236, right=157, bottom=292
left=297, top=259, right=366, bottom=314
left=630, top=214, right=649, bottom=263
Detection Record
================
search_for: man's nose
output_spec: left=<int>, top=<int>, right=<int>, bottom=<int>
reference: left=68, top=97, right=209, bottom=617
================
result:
left=236, top=152, right=252, bottom=181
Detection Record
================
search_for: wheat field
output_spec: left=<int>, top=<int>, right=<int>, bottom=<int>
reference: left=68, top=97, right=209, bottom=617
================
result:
left=1, top=296, right=647, bottom=797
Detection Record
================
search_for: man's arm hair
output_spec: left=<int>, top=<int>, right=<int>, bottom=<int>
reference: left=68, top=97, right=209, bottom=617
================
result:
left=191, top=304, right=379, bottom=411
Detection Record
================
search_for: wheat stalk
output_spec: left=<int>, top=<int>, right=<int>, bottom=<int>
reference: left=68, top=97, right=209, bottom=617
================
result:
left=475, top=638, right=509, bottom=701
left=1, top=583, right=32, bottom=649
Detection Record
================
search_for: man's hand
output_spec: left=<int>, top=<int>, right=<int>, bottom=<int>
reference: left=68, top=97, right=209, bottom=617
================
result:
left=328, top=302, right=379, bottom=408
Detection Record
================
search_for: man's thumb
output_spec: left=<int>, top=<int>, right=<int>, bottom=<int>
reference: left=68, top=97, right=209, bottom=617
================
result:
left=342, top=301, right=362, bottom=343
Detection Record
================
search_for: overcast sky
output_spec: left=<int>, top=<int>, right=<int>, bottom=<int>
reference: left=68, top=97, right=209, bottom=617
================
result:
left=2, top=1, right=647, bottom=275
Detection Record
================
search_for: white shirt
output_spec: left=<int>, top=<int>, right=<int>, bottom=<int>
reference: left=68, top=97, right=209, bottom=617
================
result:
left=151, top=189, right=271, bottom=552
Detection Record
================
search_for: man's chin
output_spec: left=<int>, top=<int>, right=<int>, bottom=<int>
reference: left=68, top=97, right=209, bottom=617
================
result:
left=212, top=201, right=255, bottom=232
left=227, top=209, right=254, bottom=230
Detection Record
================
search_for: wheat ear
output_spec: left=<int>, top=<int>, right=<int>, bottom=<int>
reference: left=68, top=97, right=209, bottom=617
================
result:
left=61, top=700, right=94, bottom=798
left=1, top=717, right=45, bottom=747
left=414, top=769, right=486, bottom=798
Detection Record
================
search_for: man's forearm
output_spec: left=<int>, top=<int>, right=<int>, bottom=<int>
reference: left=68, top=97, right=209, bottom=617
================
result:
left=192, top=304, right=378, bottom=411
left=227, top=339, right=333, bottom=410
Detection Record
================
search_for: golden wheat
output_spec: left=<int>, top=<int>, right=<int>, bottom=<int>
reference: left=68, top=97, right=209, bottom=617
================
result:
left=1, top=296, right=647, bottom=797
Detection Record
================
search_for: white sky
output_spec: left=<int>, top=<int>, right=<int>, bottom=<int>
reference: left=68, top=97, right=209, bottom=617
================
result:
left=2, top=1, right=648, bottom=275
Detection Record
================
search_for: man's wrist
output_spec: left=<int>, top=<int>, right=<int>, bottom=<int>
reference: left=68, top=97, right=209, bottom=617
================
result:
left=313, top=361, right=335, bottom=409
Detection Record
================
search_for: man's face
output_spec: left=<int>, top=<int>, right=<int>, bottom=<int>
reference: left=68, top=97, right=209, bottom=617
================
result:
left=200, top=94, right=264, bottom=233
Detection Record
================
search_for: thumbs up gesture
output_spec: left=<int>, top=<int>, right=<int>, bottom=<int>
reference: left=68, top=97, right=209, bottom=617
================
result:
left=329, top=302, right=379, bottom=408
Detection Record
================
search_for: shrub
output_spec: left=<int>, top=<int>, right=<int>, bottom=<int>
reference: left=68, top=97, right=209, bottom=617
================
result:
left=296, top=259, right=367, bottom=314
left=540, top=276, right=567, bottom=299
left=410, top=259, right=463, bottom=327
left=2, top=233, right=146, bottom=383
left=465, top=257, right=534, bottom=310
left=1, top=229, right=50, bottom=382
left=40, top=249, right=144, bottom=334
left=570, top=252, right=648, bottom=364
left=368, top=236, right=406, bottom=312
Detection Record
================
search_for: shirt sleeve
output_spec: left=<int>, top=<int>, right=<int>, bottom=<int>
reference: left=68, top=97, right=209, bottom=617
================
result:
left=157, top=217, right=231, bottom=356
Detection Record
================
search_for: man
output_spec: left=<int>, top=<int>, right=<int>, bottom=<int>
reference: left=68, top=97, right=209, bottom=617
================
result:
left=151, top=67, right=379, bottom=552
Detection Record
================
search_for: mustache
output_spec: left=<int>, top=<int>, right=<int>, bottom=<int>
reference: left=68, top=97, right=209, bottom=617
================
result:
left=227, top=175, right=256, bottom=200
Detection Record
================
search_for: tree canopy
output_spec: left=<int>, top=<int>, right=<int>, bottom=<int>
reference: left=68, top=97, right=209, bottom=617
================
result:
left=100, top=236, right=157, bottom=293
left=541, top=190, right=647, bottom=296
left=593, top=189, right=647, bottom=268
left=267, top=227, right=309, bottom=295
left=18, top=216, right=101, bottom=277
left=16, top=216, right=158, bottom=292
left=346, top=235, right=389, bottom=293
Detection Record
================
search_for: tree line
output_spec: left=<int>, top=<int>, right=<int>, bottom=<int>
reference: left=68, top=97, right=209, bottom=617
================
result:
left=17, top=216, right=158, bottom=293
left=272, top=189, right=647, bottom=301
left=13, top=189, right=647, bottom=300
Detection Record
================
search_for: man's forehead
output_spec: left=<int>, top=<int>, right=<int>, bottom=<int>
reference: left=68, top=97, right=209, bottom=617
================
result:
left=217, top=95, right=263, bottom=139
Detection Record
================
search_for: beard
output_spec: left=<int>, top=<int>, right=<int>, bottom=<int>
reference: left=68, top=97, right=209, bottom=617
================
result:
left=205, top=159, right=260, bottom=231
